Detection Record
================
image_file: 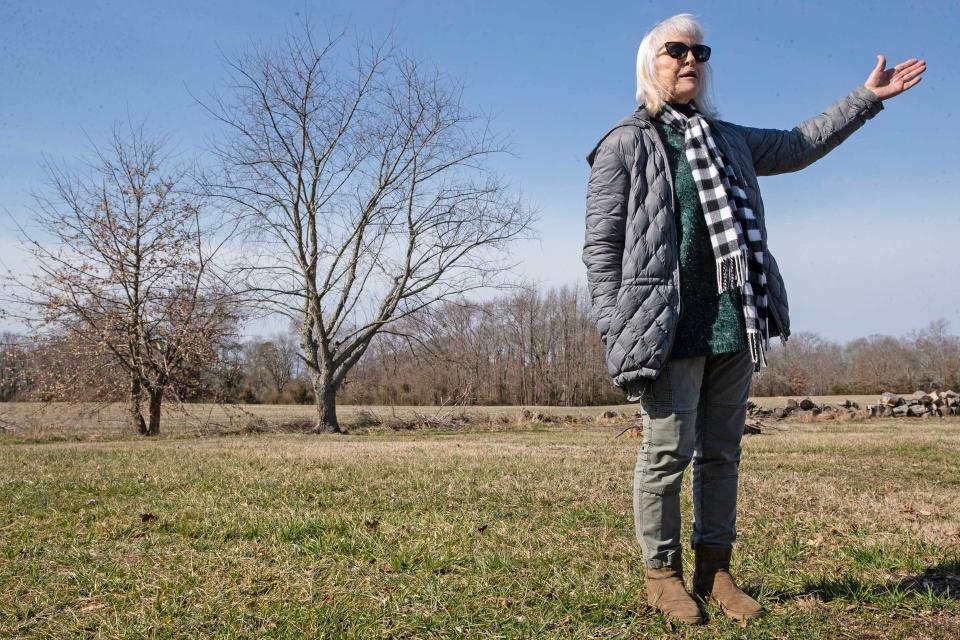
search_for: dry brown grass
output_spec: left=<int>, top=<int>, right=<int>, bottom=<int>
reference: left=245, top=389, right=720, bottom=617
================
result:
left=0, top=401, right=641, bottom=443
left=0, top=394, right=943, bottom=444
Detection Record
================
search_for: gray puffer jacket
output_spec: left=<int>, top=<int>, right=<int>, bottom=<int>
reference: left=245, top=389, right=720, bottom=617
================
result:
left=582, top=85, right=883, bottom=389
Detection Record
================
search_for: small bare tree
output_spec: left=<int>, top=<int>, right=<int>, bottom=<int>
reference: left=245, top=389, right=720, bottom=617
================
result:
left=5, top=125, right=237, bottom=435
left=909, top=318, right=960, bottom=391
left=243, top=332, right=301, bottom=400
left=204, top=24, right=534, bottom=432
left=0, top=333, right=29, bottom=401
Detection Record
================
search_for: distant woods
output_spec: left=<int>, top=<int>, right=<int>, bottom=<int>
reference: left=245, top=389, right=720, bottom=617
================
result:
left=2, top=291, right=958, bottom=406
left=750, top=317, right=960, bottom=398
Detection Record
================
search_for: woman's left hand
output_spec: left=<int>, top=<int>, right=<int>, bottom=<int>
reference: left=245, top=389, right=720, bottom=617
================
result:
left=864, top=55, right=926, bottom=100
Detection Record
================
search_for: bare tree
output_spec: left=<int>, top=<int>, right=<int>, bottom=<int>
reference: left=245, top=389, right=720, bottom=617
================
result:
left=845, top=334, right=917, bottom=394
left=337, top=282, right=617, bottom=407
left=0, top=333, right=29, bottom=401
left=908, top=318, right=960, bottom=391
left=243, top=332, right=301, bottom=400
left=5, top=125, right=237, bottom=435
left=751, top=332, right=845, bottom=396
left=204, top=23, right=534, bottom=432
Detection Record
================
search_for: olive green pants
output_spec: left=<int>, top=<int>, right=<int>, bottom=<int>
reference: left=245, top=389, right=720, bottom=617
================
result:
left=632, top=348, right=754, bottom=569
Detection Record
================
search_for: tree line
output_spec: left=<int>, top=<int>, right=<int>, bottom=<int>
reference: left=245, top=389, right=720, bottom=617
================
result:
left=3, top=298, right=957, bottom=407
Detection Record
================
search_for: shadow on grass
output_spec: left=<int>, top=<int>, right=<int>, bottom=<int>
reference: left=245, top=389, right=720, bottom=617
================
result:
left=798, top=561, right=959, bottom=603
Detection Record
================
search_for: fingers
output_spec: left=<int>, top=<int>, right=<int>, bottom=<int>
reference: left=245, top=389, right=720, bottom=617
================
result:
left=867, top=55, right=925, bottom=98
left=894, top=59, right=925, bottom=74
left=895, top=59, right=926, bottom=82
left=898, top=65, right=926, bottom=83
left=902, top=75, right=923, bottom=90
left=893, top=58, right=919, bottom=72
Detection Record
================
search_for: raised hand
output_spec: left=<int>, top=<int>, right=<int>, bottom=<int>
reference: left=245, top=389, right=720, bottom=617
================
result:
left=865, top=55, right=926, bottom=100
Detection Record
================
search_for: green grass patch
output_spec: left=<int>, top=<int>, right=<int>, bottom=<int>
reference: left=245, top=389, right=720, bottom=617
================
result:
left=1, top=420, right=958, bottom=638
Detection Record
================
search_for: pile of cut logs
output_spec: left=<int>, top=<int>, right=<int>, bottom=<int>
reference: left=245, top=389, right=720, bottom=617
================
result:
left=746, top=397, right=863, bottom=421
left=868, top=390, right=960, bottom=417
left=744, top=390, right=959, bottom=421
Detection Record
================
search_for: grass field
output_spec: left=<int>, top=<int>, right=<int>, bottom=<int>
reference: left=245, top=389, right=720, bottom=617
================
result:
left=0, top=395, right=888, bottom=443
left=1, top=405, right=958, bottom=638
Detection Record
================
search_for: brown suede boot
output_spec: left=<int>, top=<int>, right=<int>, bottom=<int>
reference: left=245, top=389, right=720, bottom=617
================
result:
left=644, top=554, right=703, bottom=625
left=693, top=545, right=764, bottom=622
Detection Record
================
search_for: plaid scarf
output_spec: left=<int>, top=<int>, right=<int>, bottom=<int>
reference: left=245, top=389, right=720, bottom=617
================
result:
left=654, top=103, right=769, bottom=371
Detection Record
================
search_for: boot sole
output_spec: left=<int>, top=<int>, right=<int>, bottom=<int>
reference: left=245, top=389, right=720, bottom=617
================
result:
left=696, top=592, right=765, bottom=622
left=718, top=602, right=765, bottom=622
left=646, top=598, right=704, bottom=625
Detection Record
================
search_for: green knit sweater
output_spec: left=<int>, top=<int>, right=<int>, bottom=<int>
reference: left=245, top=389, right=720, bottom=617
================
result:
left=652, top=119, right=747, bottom=360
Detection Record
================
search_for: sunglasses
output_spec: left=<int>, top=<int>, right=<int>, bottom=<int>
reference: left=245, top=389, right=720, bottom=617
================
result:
left=662, top=42, right=711, bottom=63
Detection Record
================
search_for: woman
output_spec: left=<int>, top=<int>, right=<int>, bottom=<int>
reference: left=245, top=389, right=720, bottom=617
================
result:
left=582, top=14, right=924, bottom=625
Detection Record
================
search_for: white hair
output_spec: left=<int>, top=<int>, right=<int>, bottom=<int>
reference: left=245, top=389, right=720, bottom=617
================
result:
left=636, top=13, right=718, bottom=118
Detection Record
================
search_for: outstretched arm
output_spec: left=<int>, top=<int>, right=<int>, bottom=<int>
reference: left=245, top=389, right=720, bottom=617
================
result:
left=728, top=56, right=926, bottom=176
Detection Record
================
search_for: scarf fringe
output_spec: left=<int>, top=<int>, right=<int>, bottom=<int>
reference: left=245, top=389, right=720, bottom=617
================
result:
left=748, top=328, right=768, bottom=372
left=716, top=251, right=748, bottom=293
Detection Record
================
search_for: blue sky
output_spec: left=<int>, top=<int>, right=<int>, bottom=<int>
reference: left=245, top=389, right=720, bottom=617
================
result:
left=1, top=0, right=957, bottom=341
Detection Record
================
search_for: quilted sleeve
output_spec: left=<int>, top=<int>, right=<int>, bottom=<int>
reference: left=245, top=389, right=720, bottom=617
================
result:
left=730, top=85, right=884, bottom=176
left=582, top=133, right=630, bottom=340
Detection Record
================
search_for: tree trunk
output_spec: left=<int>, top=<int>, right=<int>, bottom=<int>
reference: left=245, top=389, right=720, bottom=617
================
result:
left=130, top=377, right=147, bottom=435
left=146, top=386, right=163, bottom=436
left=312, top=373, right=341, bottom=433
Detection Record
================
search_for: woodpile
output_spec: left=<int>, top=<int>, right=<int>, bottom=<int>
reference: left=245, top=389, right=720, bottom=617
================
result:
left=744, top=390, right=960, bottom=421
left=867, top=390, right=960, bottom=418
left=747, top=398, right=865, bottom=422
left=616, top=390, right=958, bottom=436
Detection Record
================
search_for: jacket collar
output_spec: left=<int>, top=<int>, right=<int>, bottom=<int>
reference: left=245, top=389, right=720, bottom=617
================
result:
left=586, top=106, right=652, bottom=167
